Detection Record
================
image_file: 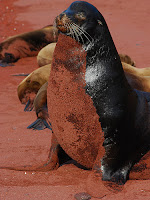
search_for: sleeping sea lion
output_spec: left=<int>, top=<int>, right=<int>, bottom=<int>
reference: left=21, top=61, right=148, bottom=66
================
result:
left=0, top=26, right=58, bottom=65
left=46, top=0, right=150, bottom=197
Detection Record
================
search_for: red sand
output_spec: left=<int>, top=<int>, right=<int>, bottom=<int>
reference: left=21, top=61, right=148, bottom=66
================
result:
left=0, top=0, right=150, bottom=199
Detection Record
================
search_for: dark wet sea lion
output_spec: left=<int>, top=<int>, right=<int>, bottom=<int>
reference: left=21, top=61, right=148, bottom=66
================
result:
left=0, top=25, right=58, bottom=64
left=47, top=0, right=150, bottom=195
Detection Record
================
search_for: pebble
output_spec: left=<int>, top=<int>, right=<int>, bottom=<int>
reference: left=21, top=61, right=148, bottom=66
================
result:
left=74, top=192, right=91, bottom=200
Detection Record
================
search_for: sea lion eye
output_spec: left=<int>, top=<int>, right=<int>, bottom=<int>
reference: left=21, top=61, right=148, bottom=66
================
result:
left=75, top=12, right=86, bottom=21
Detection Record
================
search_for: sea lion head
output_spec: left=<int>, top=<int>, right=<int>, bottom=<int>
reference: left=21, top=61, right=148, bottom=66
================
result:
left=55, top=1, right=106, bottom=44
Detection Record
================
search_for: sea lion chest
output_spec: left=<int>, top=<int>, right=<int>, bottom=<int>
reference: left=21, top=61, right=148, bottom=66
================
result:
left=47, top=34, right=103, bottom=169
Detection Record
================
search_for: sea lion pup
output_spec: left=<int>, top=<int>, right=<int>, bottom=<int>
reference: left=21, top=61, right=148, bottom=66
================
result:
left=0, top=25, right=58, bottom=65
left=17, top=64, right=51, bottom=111
left=47, top=0, right=150, bottom=195
left=27, top=82, right=52, bottom=130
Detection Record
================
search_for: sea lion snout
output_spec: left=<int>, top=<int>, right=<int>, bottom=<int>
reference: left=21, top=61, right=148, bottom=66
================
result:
left=55, top=13, right=71, bottom=33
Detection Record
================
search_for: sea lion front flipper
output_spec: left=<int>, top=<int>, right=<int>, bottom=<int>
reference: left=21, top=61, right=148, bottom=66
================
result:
left=24, top=99, right=34, bottom=111
left=27, top=118, right=52, bottom=130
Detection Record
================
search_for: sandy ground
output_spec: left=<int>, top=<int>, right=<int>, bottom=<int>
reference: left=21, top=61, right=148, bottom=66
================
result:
left=0, top=0, right=150, bottom=199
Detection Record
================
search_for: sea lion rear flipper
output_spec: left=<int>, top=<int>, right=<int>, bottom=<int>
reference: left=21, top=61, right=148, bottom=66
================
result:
left=27, top=118, right=52, bottom=130
left=24, top=100, right=34, bottom=111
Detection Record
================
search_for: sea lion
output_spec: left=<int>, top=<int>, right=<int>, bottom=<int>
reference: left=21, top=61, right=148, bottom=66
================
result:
left=0, top=25, right=58, bottom=65
left=47, top=0, right=150, bottom=195
left=17, top=64, right=51, bottom=111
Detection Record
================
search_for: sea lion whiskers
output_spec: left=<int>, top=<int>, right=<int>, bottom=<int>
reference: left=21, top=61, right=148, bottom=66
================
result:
left=70, top=23, right=85, bottom=44
left=70, top=23, right=82, bottom=44
left=63, top=22, right=81, bottom=44
left=71, top=22, right=93, bottom=44
left=66, top=23, right=76, bottom=41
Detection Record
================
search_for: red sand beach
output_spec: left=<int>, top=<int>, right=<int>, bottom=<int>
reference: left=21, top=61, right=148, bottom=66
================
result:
left=0, top=0, right=150, bottom=199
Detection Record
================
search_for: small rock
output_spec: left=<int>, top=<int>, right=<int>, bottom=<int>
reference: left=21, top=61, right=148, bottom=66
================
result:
left=74, top=192, right=91, bottom=200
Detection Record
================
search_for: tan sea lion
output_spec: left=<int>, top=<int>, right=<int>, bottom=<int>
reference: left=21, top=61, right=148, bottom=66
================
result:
left=17, top=64, right=51, bottom=111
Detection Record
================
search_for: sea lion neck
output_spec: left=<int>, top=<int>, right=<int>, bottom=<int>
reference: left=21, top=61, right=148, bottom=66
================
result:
left=84, top=26, right=127, bottom=94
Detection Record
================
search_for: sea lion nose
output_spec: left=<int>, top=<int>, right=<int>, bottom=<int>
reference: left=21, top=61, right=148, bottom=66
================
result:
left=55, top=13, right=71, bottom=33
left=55, top=13, right=66, bottom=25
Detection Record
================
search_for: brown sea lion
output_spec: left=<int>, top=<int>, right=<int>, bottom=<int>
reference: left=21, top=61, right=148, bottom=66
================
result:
left=47, top=1, right=150, bottom=198
left=0, top=25, right=58, bottom=65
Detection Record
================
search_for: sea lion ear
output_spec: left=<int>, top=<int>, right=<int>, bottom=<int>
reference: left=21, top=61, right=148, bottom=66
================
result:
left=97, top=20, right=103, bottom=25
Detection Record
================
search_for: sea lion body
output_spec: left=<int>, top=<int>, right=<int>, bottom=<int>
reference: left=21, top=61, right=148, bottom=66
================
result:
left=47, top=1, right=150, bottom=185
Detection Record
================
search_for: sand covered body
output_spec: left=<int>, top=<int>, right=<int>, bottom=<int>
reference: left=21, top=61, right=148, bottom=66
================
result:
left=48, top=34, right=104, bottom=169
left=0, top=0, right=150, bottom=199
